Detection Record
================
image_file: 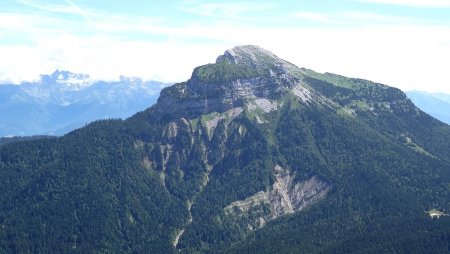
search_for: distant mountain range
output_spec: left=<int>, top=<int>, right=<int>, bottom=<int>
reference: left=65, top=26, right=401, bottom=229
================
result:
left=406, top=91, right=450, bottom=125
left=0, top=70, right=170, bottom=137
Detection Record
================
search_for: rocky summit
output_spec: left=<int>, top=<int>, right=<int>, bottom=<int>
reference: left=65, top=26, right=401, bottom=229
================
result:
left=0, top=46, right=449, bottom=253
left=155, top=45, right=320, bottom=118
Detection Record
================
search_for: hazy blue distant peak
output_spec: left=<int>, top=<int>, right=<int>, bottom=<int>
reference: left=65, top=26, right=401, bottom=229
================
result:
left=119, top=75, right=142, bottom=83
left=2, top=70, right=170, bottom=91
left=50, top=70, right=90, bottom=81
left=0, top=70, right=171, bottom=137
left=431, top=93, right=450, bottom=103
left=118, top=76, right=150, bottom=89
left=28, top=70, right=94, bottom=91
left=406, top=90, right=450, bottom=125
left=407, top=90, right=450, bottom=104
left=18, top=70, right=169, bottom=92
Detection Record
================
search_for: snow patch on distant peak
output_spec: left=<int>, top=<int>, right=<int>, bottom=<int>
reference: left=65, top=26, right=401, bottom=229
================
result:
left=37, top=70, right=94, bottom=90
left=56, top=77, right=93, bottom=89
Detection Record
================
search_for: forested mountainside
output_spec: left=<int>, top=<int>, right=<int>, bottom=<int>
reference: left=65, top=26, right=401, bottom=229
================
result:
left=0, top=46, right=449, bottom=253
left=0, top=136, right=54, bottom=147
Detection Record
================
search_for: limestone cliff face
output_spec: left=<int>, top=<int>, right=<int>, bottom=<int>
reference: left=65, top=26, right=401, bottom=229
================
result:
left=224, top=165, right=330, bottom=229
left=154, top=45, right=318, bottom=118
left=146, top=47, right=333, bottom=239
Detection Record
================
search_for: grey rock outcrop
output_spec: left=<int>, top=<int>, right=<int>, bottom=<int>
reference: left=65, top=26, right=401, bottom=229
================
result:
left=154, top=45, right=316, bottom=119
left=224, top=165, right=330, bottom=229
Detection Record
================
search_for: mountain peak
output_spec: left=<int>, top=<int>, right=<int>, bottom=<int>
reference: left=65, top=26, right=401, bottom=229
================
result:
left=50, top=70, right=90, bottom=81
left=51, top=70, right=72, bottom=80
left=217, top=45, right=281, bottom=66
left=35, top=70, right=93, bottom=90
left=155, top=45, right=311, bottom=118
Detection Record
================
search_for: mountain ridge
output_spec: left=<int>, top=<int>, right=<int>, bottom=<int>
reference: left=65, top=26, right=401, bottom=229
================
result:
left=0, top=70, right=170, bottom=136
left=0, top=45, right=449, bottom=253
left=153, top=45, right=331, bottom=120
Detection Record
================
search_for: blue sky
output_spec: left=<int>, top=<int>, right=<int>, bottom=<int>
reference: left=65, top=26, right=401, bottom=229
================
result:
left=1, top=0, right=450, bottom=92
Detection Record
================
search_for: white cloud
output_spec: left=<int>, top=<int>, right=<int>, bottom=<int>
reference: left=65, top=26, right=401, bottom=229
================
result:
left=293, top=10, right=418, bottom=26
left=294, top=12, right=331, bottom=23
left=0, top=3, right=449, bottom=93
left=178, top=1, right=273, bottom=18
left=0, top=34, right=229, bottom=83
left=17, top=0, right=89, bottom=16
left=359, top=0, right=450, bottom=7
left=339, top=11, right=411, bottom=23
left=275, top=26, right=450, bottom=93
